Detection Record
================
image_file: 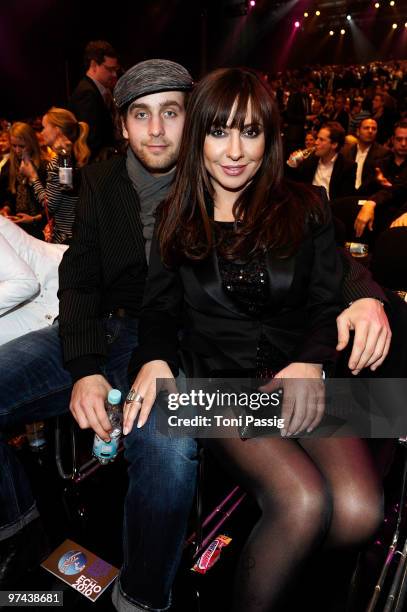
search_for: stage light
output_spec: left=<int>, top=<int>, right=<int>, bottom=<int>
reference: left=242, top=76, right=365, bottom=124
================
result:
left=249, top=0, right=256, bottom=6
left=294, top=21, right=300, bottom=28
left=304, top=12, right=309, bottom=18
left=315, top=10, right=321, bottom=16
left=329, top=30, right=334, bottom=35
left=405, top=22, right=407, bottom=27
left=340, top=28, right=345, bottom=34
left=390, top=1, right=395, bottom=6
left=346, top=15, right=351, bottom=21
left=374, top=2, right=380, bottom=8
left=392, top=22, right=398, bottom=28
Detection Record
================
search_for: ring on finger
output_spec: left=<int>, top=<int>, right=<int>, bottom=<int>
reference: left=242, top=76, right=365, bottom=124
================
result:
left=126, top=390, right=144, bottom=404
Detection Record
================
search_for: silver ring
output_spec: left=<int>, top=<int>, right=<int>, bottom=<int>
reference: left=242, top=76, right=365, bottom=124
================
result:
left=126, top=390, right=143, bottom=404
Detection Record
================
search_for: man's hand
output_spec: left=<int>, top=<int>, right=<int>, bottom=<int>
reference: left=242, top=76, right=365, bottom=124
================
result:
left=70, top=374, right=112, bottom=441
left=259, top=362, right=325, bottom=437
left=124, top=360, right=177, bottom=434
left=354, top=201, right=376, bottom=238
left=336, top=298, right=391, bottom=374
left=390, top=213, right=407, bottom=228
left=375, top=167, right=392, bottom=188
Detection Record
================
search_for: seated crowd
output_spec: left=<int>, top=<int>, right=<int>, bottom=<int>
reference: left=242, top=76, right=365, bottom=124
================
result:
left=0, top=43, right=407, bottom=612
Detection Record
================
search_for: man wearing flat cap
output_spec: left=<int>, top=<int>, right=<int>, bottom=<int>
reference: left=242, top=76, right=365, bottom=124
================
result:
left=0, top=60, right=196, bottom=612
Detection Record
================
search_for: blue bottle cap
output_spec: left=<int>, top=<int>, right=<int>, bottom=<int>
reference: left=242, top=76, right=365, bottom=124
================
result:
left=108, top=389, right=122, bottom=405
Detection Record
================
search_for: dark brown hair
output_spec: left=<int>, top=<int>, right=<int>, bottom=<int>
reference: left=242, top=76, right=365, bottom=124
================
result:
left=320, top=121, right=346, bottom=150
left=83, top=40, right=117, bottom=71
left=158, top=67, right=324, bottom=265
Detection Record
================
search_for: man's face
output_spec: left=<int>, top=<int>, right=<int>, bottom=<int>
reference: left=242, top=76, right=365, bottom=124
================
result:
left=372, top=95, right=383, bottom=113
left=392, top=127, right=407, bottom=160
left=315, top=128, right=337, bottom=159
left=92, top=55, right=120, bottom=90
left=334, top=97, right=344, bottom=112
left=122, top=91, right=186, bottom=176
left=357, top=119, right=378, bottom=145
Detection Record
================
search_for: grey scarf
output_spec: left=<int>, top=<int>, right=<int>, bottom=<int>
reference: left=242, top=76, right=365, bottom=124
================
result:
left=126, top=147, right=174, bottom=261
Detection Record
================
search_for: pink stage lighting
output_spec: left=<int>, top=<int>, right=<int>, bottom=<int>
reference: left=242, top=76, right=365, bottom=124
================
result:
left=294, top=21, right=300, bottom=28
left=249, top=0, right=256, bottom=6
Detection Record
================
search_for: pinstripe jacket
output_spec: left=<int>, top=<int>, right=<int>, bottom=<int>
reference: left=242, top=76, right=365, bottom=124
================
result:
left=58, top=155, right=148, bottom=381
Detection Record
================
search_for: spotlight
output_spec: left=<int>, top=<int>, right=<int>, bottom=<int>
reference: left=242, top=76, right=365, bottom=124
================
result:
left=294, top=21, right=300, bottom=28
left=304, top=12, right=309, bottom=18
left=340, top=28, right=345, bottom=34
left=346, top=14, right=351, bottom=21
left=390, top=1, right=395, bottom=6
left=249, top=0, right=256, bottom=6
left=329, top=30, right=334, bottom=36
left=374, top=2, right=380, bottom=7
left=392, top=22, right=398, bottom=28
left=315, top=10, right=321, bottom=16
left=405, top=22, right=407, bottom=27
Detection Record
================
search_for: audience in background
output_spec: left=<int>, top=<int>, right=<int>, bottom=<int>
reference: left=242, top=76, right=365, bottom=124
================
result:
left=0, top=123, right=47, bottom=241
left=288, top=121, right=356, bottom=200
left=19, top=108, right=90, bottom=244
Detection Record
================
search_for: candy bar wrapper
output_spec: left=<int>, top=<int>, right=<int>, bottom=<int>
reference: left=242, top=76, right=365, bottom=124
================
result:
left=192, top=535, right=232, bottom=574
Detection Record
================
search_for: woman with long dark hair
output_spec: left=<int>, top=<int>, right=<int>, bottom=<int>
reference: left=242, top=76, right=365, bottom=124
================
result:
left=20, top=107, right=90, bottom=244
left=126, top=68, right=382, bottom=611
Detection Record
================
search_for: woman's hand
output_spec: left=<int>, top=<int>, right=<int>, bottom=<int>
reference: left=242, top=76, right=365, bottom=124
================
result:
left=259, top=362, right=325, bottom=437
left=124, top=360, right=176, bottom=434
left=19, top=159, right=38, bottom=181
left=12, top=212, right=36, bottom=225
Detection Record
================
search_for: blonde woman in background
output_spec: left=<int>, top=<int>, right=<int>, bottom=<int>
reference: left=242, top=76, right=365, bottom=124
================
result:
left=20, top=108, right=90, bottom=244
left=1, top=122, right=47, bottom=240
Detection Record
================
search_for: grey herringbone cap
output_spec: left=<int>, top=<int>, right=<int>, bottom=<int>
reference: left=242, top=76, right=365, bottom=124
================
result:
left=113, top=59, right=193, bottom=109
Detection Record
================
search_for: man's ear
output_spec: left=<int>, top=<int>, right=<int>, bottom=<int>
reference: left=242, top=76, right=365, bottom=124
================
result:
left=121, top=117, right=129, bottom=140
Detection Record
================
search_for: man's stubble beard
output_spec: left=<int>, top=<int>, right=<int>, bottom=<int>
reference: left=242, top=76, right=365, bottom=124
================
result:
left=133, top=145, right=179, bottom=175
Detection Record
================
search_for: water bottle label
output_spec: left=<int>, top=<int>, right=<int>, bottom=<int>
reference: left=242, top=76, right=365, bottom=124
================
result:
left=59, top=167, right=73, bottom=186
left=93, top=433, right=120, bottom=462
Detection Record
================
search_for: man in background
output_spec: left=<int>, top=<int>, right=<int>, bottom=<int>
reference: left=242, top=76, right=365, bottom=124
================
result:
left=69, top=40, right=120, bottom=160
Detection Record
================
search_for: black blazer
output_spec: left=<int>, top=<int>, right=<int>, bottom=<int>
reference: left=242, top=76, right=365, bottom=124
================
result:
left=343, top=142, right=390, bottom=194
left=130, top=202, right=344, bottom=379
left=69, top=76, right=115, bottom=159
left=290, top=152, right=356, bottom=200
left=58, top=156, right=147, bottom=381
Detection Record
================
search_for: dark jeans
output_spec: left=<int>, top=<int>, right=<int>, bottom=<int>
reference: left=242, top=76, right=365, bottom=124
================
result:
left=0, top=317, right=198, bottom=611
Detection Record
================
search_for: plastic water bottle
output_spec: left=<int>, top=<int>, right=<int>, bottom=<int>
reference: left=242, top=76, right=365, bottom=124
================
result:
left=92, top=389, right=122, bottom=465
left=25, top=421, right=47, bottom=451
left=58, top=148, right=73, bottom=190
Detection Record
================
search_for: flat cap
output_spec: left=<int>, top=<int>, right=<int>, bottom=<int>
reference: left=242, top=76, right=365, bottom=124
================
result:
left=114, top=59, right=193, bottom=110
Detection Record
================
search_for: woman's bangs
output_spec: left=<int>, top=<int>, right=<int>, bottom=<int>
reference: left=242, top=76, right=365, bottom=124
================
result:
left=205, top=82, right=262, bottom=132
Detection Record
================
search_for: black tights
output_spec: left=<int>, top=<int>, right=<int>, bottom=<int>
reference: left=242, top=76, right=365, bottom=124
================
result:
left=205, top=437, right=383, bottom=612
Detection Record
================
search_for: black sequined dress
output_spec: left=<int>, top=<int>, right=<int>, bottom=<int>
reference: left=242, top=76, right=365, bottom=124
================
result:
left=215, top=221, right=288, bottom=379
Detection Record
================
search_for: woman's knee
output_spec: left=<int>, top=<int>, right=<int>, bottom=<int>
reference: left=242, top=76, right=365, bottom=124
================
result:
left=331, top=488, right=383, bottom=546
left=259, top=475, right=333, bottom=540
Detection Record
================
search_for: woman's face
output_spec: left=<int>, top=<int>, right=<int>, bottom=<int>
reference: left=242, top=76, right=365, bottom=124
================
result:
left=41, top=115, right=60, bottom=147
left=10, top=135, right=29, bottom=160
left=305, top=133, right=316, bottom=148
left=203, top=101, right=265, bottom=200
